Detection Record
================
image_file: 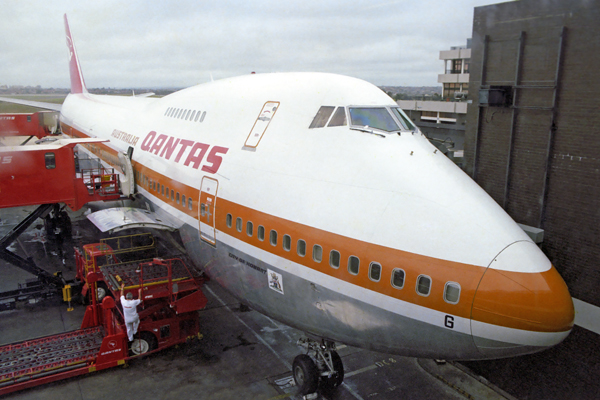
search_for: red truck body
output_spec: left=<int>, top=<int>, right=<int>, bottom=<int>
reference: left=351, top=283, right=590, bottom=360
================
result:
left=0, top=138, right=122, bottom=210
left=0, top=111, right=59, bottom=138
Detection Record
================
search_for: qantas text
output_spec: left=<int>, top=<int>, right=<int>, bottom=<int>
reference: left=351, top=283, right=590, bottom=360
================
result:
left=140, top=131, right=228, bottom=174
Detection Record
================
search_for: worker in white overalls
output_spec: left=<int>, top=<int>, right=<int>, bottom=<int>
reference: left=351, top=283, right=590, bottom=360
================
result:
left=120, top=283, right=143, bottom=341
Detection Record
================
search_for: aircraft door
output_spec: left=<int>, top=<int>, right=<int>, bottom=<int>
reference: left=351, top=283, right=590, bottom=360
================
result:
left=244, top=101, right=279, bottom=149
left=118, top=150, right=135, bottom=196
left=199, top=176, right=219, bottom=246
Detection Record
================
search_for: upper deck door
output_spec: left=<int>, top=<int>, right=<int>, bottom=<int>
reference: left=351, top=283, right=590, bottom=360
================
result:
left=199, top=177, right=219, bottom=246
left=243, top=101, right=280, bottom=149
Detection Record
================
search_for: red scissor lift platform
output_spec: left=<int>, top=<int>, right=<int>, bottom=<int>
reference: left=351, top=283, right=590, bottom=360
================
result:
left=0, top=256, right=207, bottom=396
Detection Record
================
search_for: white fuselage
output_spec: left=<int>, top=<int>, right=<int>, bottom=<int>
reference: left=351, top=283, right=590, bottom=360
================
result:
left=60, top=72, right=574, bottom=360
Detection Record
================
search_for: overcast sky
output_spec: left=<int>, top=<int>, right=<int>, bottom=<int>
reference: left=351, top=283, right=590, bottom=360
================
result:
left=1, top=0, right=501, bottom=89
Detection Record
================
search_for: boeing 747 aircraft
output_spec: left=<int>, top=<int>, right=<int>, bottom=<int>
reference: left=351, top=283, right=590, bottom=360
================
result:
left=0, top=15, right=574, bottom=395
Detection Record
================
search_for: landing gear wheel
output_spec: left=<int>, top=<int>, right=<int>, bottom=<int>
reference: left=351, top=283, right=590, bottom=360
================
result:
left=320, top=350, right=344, bottom=392
left=293, top=354, right=319, bottom=395
left=130, top=332, right=157, bottom=356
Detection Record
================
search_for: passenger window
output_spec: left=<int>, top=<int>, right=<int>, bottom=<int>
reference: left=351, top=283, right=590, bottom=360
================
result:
left=283, top=235, right=291, bottom=251
left=258, top=225, right=265, bottom=241
left=236, top=217, right=242, bottom=232
left=171, top=189, right=174, bottom=199
left=185, top=110, right=191, bottom=120
left=190, top=111, right=196, bottom=121
left=164, top=108, right=170, bottom=116
left=416, top=275, right=431, bottom=296
left=200, top=203, right=206, bottom=217
left=176, top=192, right=180, bottom=204
left=195, top=111, right=201, bottom=122
left=247, top=221, right=253, bottom=236
left=309, top=106, right=335, bottom=129
left=329, top=250, right=340, bottom=269
left=444, top=282, right=461, bottom=304
left=328, top=107, right=347, bottom=127
left=297, top=240, right=306, bottom=257
left=45, top=153, right=56, bottom=169
left=166, top=187, right=169, bottom=199
left=226, top=214, right=232, bottom=228
left=182, top=194, right=186, bottom=206
left=348, top=256, right=360, bottom=275
left=270, top=230, right=278, bottom=246
left=188, top=198, right=192, bottom=210
left=313, top=245, right=323, bottom=263
left=369, top=262, right=382, bottom=282
left=161, top=185, right=165, bottom=195
left=200, top=111, right=206, bottom=122
left=391, top=269, right=405, bottom=289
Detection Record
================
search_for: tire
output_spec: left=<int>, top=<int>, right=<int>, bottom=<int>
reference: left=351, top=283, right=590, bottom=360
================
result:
left=293, top=354, right=319, bottom=395
left=130, top=332, right=158, bottom=356
left=96, top=283, right=112, bottom=302
left=320, top=350, right=344, bottom=392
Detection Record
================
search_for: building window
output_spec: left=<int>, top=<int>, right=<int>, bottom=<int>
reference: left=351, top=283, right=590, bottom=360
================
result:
left=348, top=256, right=360, bottom=275
left=297, top=240, right=306, bottom=257
left=270, top=230, right=278, bottom=246
left=369, top=262, right=382, bottom=282
left=257, top=225, right=265, bottom=241
left=246, top=221, right=253, bottom=236
left=444, top=282, right=461, bottom=304
left=416, top=275, right=431, bottom=296
left=329, top=250, right=340, bottom=269
left=391, top=269, right=405, bottom=289
left=313, top=245, right=323, bottom=263
left=226, top=214, right=232, bottom=228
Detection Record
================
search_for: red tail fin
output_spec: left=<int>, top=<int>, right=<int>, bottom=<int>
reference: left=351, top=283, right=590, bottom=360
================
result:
left=64, top=14, right=87, bottom=94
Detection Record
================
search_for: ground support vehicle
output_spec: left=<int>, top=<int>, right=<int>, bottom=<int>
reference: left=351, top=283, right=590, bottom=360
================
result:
left=0, top=249, right=207, bottom=395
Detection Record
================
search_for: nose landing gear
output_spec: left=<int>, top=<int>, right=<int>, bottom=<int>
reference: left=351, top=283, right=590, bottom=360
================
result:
left=292, top=337, right=345, bottom=396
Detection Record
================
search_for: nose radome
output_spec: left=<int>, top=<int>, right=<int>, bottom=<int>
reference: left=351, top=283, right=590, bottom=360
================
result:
left=471, top=241, right=574, bottom=358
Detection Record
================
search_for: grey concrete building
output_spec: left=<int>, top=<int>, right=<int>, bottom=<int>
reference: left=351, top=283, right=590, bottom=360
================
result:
left=462, top=1, right=600, bottom=397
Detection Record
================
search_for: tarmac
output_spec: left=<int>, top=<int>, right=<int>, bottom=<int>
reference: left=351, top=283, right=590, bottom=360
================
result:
left=0, top=205, right=516, bottom=400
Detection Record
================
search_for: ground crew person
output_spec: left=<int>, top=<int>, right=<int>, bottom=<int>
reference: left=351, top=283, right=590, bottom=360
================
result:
left=120, top=283, right=143, bottom=341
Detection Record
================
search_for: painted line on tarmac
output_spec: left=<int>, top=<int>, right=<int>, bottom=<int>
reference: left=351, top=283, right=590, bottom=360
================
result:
left=205, top=284, right=364, bottom=400
left=345, top=364, right=378, bottom=378
left=204, top=284, right=293, bottom=370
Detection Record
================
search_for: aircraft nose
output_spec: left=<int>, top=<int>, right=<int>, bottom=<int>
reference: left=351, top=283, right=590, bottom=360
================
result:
left=471, top=241, right=574, bottom=358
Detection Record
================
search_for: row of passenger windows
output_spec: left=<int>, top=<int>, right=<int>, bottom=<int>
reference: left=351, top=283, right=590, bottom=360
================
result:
left=135, top=170, right=193, bottom=211
left=164, top=107, right=207, bottom=123
left=225, top=214, right=461, bottom=305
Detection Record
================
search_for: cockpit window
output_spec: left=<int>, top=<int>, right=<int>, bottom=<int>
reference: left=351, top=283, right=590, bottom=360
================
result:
left=309, top=106, right=335, bottom=129
left=391, top=107, right=417, bottom=131
left=349, top=107, right=400, bottom=132
left=328, top=107, right=347, bottom=127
